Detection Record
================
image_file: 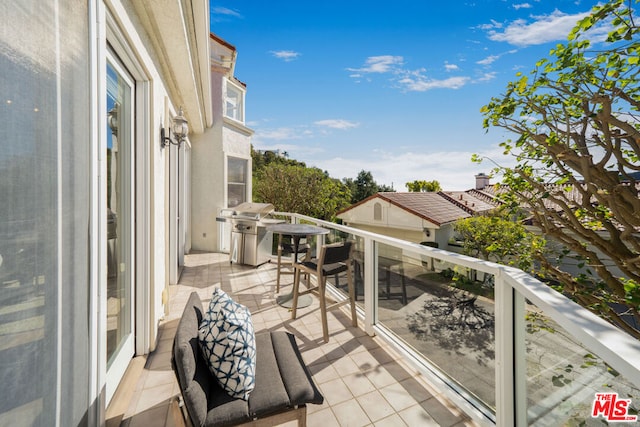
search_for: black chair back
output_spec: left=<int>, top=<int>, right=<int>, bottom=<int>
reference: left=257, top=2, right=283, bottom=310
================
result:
left=322, top=241, right=353, bottom=265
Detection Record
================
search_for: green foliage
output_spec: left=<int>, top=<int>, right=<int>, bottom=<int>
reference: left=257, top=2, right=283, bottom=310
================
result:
left=342, top=170, right=394, bottom=203
left=478, top=0, right=640, bottom=338
left=251, top=149, right=393, bottom=218
left=251, top=146, right=307, bottom=170
left=405, top=179, right=442, bottom=192
left=252, top=147, right=351, bottom=220
left=621, top=277, right=640, bottom=308
left=454, top=214, right=545, bottom=273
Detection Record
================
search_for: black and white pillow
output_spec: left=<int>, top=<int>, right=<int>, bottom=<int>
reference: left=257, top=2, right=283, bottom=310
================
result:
left=198, top=288, right=256, bottom=400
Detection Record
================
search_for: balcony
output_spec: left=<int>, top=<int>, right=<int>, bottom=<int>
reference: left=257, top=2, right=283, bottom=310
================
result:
left=110, top=214, right=640, bottom=426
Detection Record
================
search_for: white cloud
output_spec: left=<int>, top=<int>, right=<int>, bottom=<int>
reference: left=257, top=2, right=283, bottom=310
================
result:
left=477, top=20, right=503, bottom=31
left=347, top=55, right=404, bottom=74
left=348, top=56, right=477, bottom=92
left=314, top=119, right=360, bottom=130
left=487, top=10, right=591, bottom=46
left=255, top=127, right=307, bottom=140
left=444, top=62, right=460, bottom=71
left=398, top=75, right=470, bottom=92
left=211, top=7, right=243, bottom=21
left=513, top=3, right=532, bottom=10
left=270, top=50, right=301, bottom=62
left=476, top=49, right=518, bottom=67
left=253, top=119, right=360, bottom=144
left=477, top=55, right=500, bottom=66
left=313, top=145, right=515, bottom=191
left=476, top=72, right=498, bottom=82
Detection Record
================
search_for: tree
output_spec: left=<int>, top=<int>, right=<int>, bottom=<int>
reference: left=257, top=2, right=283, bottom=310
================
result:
left=479, top=0, right=640, bottom=337
left=253, top=163, right=351, bottom=221
left=343, top=170, right=395, bottom=203
left=251, top=145, right=306, bottom=171
left=353, top=170, right=378, bottom=202
left=454, top=214, right=545, bottom=273
left=406, top=180, right=442, bottom=192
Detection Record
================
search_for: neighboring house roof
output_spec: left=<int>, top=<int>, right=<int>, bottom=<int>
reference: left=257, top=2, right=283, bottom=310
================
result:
left=474, top=183, right=583, bottom=212
left=337, top=192, right=501, bottom=227
left=337, top=173, right=636, bottom=232
left=438, top=191, right=500, bottom=214
left=476, top=182, right=640, bottom=213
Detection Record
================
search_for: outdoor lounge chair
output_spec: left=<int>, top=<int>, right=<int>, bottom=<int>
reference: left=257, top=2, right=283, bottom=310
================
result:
left=172, top=291, right=324, bottom=427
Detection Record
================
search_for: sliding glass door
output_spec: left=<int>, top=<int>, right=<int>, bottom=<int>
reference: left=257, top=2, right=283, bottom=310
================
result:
left=105, top=54, right=135, bottom=401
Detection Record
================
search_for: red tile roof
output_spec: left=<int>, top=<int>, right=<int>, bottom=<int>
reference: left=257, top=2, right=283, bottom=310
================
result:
left=338, top=192, right=499, bottom=226
left=438, top=191, right=499, bottom=214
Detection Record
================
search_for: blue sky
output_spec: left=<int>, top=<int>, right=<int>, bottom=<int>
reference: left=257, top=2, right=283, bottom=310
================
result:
left=210, top=1, right=604, bottom=190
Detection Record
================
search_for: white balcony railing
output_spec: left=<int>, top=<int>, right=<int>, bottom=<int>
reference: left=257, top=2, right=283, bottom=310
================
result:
left=275, top=212, right=640, bottom=426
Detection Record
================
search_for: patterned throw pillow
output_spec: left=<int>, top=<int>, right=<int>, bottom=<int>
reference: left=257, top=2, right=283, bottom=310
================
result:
left=198, top=288, right=256, bottom=400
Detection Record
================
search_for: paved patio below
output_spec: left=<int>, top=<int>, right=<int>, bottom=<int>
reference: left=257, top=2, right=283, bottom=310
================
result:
left=107, top=251, right=478, bottom=427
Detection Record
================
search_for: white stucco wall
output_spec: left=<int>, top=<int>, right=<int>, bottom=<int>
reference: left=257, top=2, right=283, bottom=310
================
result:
left=190, top=67, right=252, bottom=252
left=107, top=0, right=211, bottom=354
left=339, top=198, right=434, bottom=230
left=338, top=198, right=448, bottom=244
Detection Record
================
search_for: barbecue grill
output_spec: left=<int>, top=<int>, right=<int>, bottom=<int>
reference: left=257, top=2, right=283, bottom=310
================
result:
left=217, top=202, right=283, bottom=266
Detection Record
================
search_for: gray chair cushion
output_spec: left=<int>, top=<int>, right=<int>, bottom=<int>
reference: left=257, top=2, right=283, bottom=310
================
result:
left=173, top=292, right=211, bottom=426
left=173, top=292, right=324, bottom=427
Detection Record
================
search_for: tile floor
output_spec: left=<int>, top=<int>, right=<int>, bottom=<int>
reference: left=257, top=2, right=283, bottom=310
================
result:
left=108, top=251, right=478, bottom=427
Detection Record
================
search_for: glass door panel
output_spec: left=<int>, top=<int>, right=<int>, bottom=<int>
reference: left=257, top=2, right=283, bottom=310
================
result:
left=105, top=56, right=134, bottom=393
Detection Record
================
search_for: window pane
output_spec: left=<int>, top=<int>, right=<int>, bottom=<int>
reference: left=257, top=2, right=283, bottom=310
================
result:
left=228, top=157, right=247, bottom=184
left=228, top=184, right=246, bottom=208
left=0, top=0, right=90, bottom=425
left=227, top=157, right=247, bottom=207
left=106, top=59, right=133, bottom=369
left=225, top=81, right=244, bottom=122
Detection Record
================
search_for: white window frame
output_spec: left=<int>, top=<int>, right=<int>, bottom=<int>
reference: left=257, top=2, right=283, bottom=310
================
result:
left=224, top=79, right=245, bottom=123
left=226, top=155, right=249, bottom=208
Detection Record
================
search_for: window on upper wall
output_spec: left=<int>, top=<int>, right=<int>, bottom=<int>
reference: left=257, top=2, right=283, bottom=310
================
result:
left=374, top=202, right=382, bottom=221
left=227, top=156, right=248, bottom=207
left=224, top=79, right=244, bottom=123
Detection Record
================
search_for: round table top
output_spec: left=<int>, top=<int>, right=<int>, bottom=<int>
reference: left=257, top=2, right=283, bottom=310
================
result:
left=266, top=223, right=329, bottom=236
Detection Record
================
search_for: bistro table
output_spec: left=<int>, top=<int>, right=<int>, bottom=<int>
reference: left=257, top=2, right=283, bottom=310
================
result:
left=266, top=223, right=330, bottom=309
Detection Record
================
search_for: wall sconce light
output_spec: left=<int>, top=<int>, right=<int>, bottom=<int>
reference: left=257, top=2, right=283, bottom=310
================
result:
left=161, top=106, right=189, bottom=148
left=107, top=103, right=119, bottom=136
left=423, top=228, right=431, bottom=237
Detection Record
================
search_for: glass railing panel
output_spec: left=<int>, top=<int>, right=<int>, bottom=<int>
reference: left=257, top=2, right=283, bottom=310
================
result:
left=523, top=302, right=640, bottom=425
left=377, top=243, right=496, bottom=410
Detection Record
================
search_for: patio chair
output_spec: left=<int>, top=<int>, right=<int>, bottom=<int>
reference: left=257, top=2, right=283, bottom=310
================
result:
left=172, top=292, right=324, bottom=427
left=275, top=234, right=310, bottom=293
left=290, top=241, right=357, bottom=342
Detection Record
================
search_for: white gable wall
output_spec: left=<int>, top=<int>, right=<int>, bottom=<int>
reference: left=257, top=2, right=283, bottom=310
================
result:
left=338, top=198, right=458, bottom=247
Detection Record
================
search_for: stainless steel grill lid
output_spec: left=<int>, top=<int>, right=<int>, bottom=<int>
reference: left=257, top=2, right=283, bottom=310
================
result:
left=231, top=202, right=275, bottom=220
